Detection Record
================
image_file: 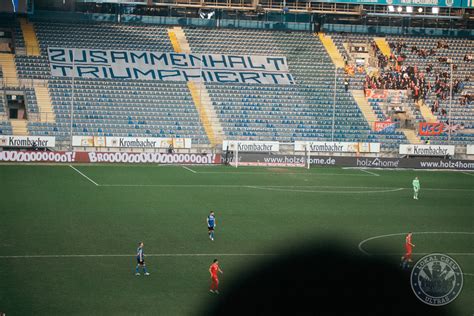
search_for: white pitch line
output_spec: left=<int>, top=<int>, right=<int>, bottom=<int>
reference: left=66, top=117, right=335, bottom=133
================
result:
left=0, top=253, right=472, bottom=278
left=246, top=186, right=403, bottom=194
left=358, top=169, right=380, bottom=177
left=182, top=166, right=197, bottom=174
left=358, top=232, right=474, bottom=256
left=69, top=165, right=99, bottom=186
left=462, top=172, right=474, bottom=177
left=99, top=183, right=474, bottom=191
left=0, top=253, right=275, bottom=259
left=194, top=171, right=372, bottom=176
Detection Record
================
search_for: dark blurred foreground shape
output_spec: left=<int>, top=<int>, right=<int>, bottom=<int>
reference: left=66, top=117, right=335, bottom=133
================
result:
left=202, top=243, right=455, bottom=316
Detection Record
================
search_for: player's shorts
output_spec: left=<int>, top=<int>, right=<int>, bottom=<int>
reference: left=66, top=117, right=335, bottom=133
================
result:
left=414, top=187, right=419, bottom=192
left=137, top=258, right=145, bottom=265
left=208, top=226, right=214, bottom=231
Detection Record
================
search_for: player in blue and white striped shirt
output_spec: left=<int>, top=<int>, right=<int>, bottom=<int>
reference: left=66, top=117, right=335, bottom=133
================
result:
left=207, top=211, right=216, bottom=241
left=135, top=242, right=150, bottom=276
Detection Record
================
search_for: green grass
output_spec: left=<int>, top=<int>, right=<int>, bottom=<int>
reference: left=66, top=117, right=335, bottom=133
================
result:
left=0, top=165, right=473, bottom=315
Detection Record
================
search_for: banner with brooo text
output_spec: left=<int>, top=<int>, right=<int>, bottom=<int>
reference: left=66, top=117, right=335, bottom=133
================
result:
left=0, top=151, right=220, bottom=164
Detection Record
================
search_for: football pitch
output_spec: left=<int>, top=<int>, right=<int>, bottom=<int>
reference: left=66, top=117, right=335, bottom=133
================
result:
left=0, top=164, right=473, bottom=315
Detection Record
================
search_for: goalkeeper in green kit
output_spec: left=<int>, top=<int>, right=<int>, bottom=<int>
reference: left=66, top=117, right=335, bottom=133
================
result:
left=412, top=177, right=420, bottom=200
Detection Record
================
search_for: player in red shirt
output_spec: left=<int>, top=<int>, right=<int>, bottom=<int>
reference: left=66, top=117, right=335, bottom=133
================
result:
left=209, top=258, right=223, bottom=294
left=401, top=232, right=415, bottom=264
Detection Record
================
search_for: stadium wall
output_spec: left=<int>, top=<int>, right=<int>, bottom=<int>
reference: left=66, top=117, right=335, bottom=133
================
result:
left=234, top=153, right=474, bottom=170
left=0, top=151, right=220, bottom=164
left=1, top=151, right=473, bottom=170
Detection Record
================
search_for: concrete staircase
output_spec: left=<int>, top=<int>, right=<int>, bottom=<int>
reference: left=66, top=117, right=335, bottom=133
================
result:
left=187, top=82, right=223, bottom=146
left=168, top=27, right=191, bottom=53
left=400, top=129, right=423, bottom=144
left=318, top=33, right=345, bottom=68
left=168, top=27, right=224, bottom=147
left=351, top=90, right=378, bottom=131
left=20, top=18, right=40, bottom=56
left=417, top=100, right=438, bottom=123
left=373, top=37, right=391, bottom=58
left=34, top=86, right=56, bottom=123
left=0, top=53, right=19, bottom=87
left=10, top=119, right=28, bottom=135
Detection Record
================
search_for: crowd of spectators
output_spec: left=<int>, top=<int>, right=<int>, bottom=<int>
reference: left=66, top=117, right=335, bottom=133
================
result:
left=364, top=65, right=430, bottom=102
left=365, top=37, right=471, bottom=119
left=371, top=41, right=389, bottom=68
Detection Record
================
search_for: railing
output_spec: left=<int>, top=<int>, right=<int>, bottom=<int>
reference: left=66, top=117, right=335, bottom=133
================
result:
left=26, top=112, right=55, bottom=122
left=0, top=76, right=48, bottom=89
left=26, top=46, right=41, bottom=56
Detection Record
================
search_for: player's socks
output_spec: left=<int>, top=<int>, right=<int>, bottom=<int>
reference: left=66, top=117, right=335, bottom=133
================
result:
left=143, top=266, right=148, bottom=274
left=135, top=266, right=139, bottom=274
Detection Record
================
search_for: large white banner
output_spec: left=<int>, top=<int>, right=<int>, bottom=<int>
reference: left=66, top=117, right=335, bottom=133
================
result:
left=223, top=140, right=280, bottom=152
left=48, top=47, right=295, bottom=85
left=294, top=141, right=380, bottom=153
left=0, top=135, right=56, bottom=148
left=467, top=145, right=474, bottom=155
left=105, top=136, right=191, bottom=149
left=0, top=151, right=220, bottom=164
left=399, top=144, right=455, bottom=156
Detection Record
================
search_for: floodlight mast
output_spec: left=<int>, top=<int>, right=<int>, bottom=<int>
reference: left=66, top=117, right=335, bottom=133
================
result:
left=448, top=62, right=453, bottom=144
left=70, top=48, right=75, bottom=151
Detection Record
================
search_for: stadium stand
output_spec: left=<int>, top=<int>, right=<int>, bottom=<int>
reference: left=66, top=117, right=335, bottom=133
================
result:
left=329, top=32, right=474, bottom=145
left=0, top=91, right=13, bottom=135
left=13, top=21, right=209, bottom=144
left=184, top=27, right=405, bottom=148
left=2, top=16, right=472, bottom=149
left=0, top=93, right=6, bottom=114
left=382, top=36, right=473, bottom=144
left=48, top=79, right=208, bottom=142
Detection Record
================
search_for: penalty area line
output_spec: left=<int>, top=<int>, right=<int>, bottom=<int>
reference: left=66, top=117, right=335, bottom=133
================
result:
left=182, top=166, right=197, bottom=173
left=69, top=165, right=99, bottom=186
left=358, top=231, right=474, bottom=256
left=246, top=186, right=403, bottom=194
left=358, top=169, right=380, bottom=177
left=98, top=184, right=474, bottom=192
